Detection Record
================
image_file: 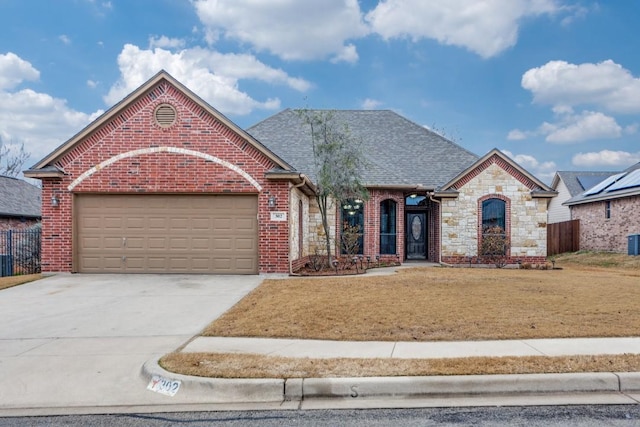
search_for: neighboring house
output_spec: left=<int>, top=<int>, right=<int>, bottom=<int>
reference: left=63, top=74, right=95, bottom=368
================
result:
left=0, top=175, right=41, bottom=231
left=564, top=162, right=640, bottom=253
left=548, top=171, right=616, bottom=224
left=24, top=71, right=556, bottom=274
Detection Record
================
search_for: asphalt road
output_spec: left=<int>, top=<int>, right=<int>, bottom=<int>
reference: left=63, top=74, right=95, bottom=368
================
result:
left=2, top=406, right=640, bottom=426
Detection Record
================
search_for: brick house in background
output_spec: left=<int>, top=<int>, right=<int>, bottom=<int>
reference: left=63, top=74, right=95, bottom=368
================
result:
left=547, top=171, right=615, bottom=224
left=564, top=162, right=640, bottom=253
left=24, top=71, right=556, bottom=274
left=0, top=175, right=41, bottom=231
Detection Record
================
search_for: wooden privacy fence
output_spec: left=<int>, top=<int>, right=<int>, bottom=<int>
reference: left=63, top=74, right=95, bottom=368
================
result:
left=547, top=219, right=580, bottom=256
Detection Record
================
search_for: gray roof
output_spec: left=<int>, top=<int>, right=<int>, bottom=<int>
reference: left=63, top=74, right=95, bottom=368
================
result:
left=564, top=162, right=640, bottom=206
left=0, top=176, right=41, bottom=218
left=247, top=109, right=479, bottom=189
left=555, top=171, right=617, bottom=197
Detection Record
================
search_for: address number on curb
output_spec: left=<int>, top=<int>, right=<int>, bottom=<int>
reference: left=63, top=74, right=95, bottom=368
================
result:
left=147, top=375, right=181, bottom=397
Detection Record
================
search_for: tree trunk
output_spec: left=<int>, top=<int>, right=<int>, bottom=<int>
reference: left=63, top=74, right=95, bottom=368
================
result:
left=317, top=195, right=333, bottom=268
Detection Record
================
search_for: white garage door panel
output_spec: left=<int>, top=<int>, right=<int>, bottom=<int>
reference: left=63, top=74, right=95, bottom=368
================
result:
left=76, top=194, right=258, bottom=274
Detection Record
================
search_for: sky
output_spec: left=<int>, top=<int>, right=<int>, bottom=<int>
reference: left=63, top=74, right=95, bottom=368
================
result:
left=1, top=0, right=639, bottom=184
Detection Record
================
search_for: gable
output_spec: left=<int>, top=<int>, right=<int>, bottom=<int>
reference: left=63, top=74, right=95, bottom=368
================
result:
left=439, top=149, right=555, bottom=198
left=25, top=70, right=291, bottom=178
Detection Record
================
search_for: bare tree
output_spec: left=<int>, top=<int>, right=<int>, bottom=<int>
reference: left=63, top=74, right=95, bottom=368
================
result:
left=297, top=110, right=368, bottom=267
left=0, top=137, right=30, bottom=177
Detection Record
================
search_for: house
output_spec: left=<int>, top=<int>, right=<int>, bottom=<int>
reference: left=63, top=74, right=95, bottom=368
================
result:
left=24, top=70, right=556, bottom=274
left=547, top=171, right=615, bottom=224
left=564, top=162, right=640, bottom=253
left=0, top=175, right=41, bottom=231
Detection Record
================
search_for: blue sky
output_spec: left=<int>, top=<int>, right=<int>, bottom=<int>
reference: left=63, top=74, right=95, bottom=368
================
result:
left=1, top=0, right=639, bottom=183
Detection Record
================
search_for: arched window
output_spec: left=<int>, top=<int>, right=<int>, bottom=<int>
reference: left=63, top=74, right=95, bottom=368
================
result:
left=380, top=200, right=397, bottom=254
left=482, top=198, right=506, bottom=232
left=481, top=198, right=507, bottom=255
left=341, top=199, right=364, bottom=255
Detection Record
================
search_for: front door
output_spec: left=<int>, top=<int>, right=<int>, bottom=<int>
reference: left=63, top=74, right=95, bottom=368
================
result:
left=406, top=212, right=427, bottom=259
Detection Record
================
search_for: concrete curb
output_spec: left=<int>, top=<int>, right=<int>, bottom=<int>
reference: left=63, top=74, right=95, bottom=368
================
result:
left=141, top=357, right=284, bottom=403
left=142, top=358, right=640, bottom=403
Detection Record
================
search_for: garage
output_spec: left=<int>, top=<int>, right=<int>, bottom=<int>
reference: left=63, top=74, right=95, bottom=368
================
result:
left=75, top=194, right=258, bottom=274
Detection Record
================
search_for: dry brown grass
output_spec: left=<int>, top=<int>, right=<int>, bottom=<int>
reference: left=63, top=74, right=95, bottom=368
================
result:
left=203, top=264, right=640, bottom=342
left=161, top=352, right=640, bottom=379
left=171, top=253, right=640, bottom=379
left=0, top=274, right=41, bottom=291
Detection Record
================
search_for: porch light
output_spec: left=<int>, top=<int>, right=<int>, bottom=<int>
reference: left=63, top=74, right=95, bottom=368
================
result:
left=268, top=196, right=276, bottom=208
left=409, top=193, right=417, bottom=198
left=51, top=195, right=59, bottom=207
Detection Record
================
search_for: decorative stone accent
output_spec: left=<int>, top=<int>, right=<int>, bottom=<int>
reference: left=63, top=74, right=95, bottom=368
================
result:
left=442, top=162, right=547, bottom=263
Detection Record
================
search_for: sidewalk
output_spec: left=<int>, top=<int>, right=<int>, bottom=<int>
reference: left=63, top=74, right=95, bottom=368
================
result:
left=138, top=336, right=640, bottom=409
left=181, top=336, right=640, bottom=359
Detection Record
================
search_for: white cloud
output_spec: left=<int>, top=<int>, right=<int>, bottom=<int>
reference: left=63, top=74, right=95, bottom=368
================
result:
left=507, top=129, right=528, bottom=141
left=149, top=36, right=186, bottom=50
left=86, top=80, right=98, bottom=88
left=509, top=110, right=623, bottom=144
left=366, top=0, right=562, bottom=58
left=501, top=149, right=557, bottom=181
left=522, top=60, right=640, bottom=113
left=572, top=150, right=640, bottom=168
left=0, top=52, right=40, bottom=90
left=330, top=44, right=359, bottom=64
left=59, top=35, right=72, bottom=45
left=543, top=111, right=622, bottom=143
left=0, top=55, right=102, bottom=166
left=193, top=0, right=368, bottom=62
left=104, top=44, right=310, bottom=115
left=361, top=98, right=383, bottom=110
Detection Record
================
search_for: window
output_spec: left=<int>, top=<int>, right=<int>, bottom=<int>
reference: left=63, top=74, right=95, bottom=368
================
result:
left=341, top=199, right=364, bottom=254
left=380, top=200, right=397, bottom=254
left=482, top=198, right=506, bottom=232
left=605, top=200, right=611, bottom=219
left=481, top=198, right=507, bottom=256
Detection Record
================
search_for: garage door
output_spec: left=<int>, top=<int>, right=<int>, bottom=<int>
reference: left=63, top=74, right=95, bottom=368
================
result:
left=75, top=194, right=258, bottom=274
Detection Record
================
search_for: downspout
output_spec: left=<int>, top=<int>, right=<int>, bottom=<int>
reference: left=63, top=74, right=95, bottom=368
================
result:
left=289, top=174, right=311, bottom=276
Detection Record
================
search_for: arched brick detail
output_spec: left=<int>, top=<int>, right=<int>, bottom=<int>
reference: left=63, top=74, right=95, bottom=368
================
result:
left=67, top=146, right=262, bottom=192
left=477, top=194, right=511, bottom=256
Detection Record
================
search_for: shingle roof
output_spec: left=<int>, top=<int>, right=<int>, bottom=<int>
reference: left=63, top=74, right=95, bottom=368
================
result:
left=247, top=109, right=479, bottom=189
left=0, top=176, right=41, bottom=218
left=556, top=171, right=617, bottom=197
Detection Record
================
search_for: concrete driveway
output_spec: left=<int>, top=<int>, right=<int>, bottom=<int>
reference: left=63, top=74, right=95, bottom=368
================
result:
left=0, top=273, right=264, bottom=414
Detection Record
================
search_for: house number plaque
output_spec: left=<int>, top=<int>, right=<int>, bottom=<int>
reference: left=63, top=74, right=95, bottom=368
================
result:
left=270, top=212, right=287, bottom=221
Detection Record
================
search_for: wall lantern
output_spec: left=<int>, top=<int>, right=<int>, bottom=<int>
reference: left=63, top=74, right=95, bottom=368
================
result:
left=268, top=196, right=276, bottom=208
left=51, top=195, right=60, bottom=207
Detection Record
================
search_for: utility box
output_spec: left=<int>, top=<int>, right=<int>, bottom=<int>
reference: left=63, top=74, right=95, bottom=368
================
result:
left=0, top=255, right=12, bottom=277
left=629, top=234, right=640, bottom=256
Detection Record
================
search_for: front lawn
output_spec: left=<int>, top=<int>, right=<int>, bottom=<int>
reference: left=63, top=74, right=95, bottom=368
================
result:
left=161, top=252, right=640, bottom=378
left=202, top=263, right=640, bottom=342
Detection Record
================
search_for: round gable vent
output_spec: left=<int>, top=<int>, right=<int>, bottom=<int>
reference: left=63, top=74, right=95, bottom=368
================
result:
left=154, top=104, right=177, bottom=128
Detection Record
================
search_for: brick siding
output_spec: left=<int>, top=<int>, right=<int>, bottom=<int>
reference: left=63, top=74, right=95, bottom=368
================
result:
left=39, top=79, right=289, bottom=273
left=571, top=195, right=640, bottom=253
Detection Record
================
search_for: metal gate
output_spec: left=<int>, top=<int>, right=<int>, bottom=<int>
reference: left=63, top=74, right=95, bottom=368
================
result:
left=0, top=227, right=41, bottom=277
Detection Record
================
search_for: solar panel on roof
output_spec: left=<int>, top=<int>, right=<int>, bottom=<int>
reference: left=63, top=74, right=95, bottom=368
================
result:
left=582, top=172, right=626, bottom=196
left=605, top=169, right=640, bottom=192
left=577, top=175, right=609, bottom=191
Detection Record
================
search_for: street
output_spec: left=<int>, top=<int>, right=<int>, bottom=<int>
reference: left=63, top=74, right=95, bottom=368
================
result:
left=2, top=406, right=640, bottom=426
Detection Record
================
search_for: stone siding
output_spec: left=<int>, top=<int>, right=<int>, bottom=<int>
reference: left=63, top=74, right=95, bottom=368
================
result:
left=441, top=162, right=548, bottom=264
